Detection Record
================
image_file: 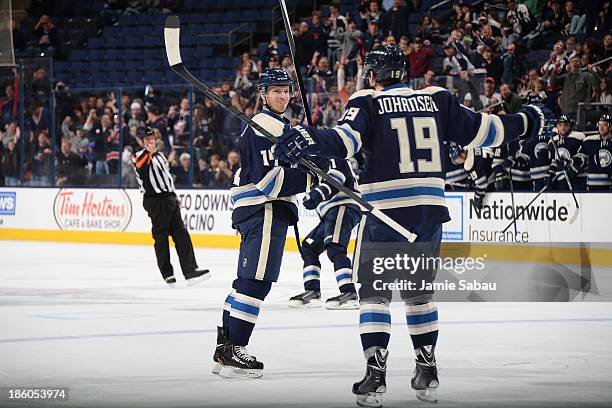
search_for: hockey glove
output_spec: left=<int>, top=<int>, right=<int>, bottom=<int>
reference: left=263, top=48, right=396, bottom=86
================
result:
left=302, top=169, right=344, bottom=210
left=518, top=104, right=555, bottom=142
left=273, top=125, right=321, bottom=165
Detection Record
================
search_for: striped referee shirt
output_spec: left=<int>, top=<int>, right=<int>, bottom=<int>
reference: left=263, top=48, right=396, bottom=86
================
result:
left=133, top=149, right=176, bottom=196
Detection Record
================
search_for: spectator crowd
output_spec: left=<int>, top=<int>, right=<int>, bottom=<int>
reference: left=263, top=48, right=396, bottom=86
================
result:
left=1, top=0, right=611, bottom=192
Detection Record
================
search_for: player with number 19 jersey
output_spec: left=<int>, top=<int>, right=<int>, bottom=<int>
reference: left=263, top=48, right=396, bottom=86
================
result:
left=329, top=83, right=529, bottom=225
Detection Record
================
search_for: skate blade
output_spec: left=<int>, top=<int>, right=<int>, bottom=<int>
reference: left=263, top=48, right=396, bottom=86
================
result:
left=325, top=300, right=359, bottom=310
left=186, top=272, right=211, bottom=287
left=415, top=388, right=438, bottom=404
left=355, top=391, right=385, bottom=408
left=212, top=362, right=221, bottom=375
left=218, top=365, right=263, bottom=379
left=288, top=299, right=321, bottom=308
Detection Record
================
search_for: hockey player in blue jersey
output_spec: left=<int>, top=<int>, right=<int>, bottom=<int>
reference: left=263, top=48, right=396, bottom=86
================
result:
left=574, top=113, right=612, bottom=191
left=288, top=157, right=362, bottom=310
left=547, top=115, right=585, bottom=191
left=212, top=68, right=315, bottom=378
left=272, top=44, right=552, bottom=406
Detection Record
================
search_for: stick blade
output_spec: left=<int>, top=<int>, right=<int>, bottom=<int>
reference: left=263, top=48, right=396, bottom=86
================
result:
left=164, top=15, right=182, bottom=67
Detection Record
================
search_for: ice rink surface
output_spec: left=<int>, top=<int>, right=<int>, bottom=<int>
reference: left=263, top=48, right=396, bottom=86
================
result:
left=1, top=241, right=612, bottom=408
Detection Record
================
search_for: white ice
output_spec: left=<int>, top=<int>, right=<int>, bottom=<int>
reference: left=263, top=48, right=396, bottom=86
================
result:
left=1, top=241, right=611, bottom=407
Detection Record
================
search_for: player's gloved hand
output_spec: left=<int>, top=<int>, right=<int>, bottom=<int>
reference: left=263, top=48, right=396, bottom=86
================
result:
left=473, top=190, right=485, bottom=210
left=518, top=104, right=555, bottom=141
left=273, top=125, right=321, bottom=165
left=302, top=169, right=344, bottom=209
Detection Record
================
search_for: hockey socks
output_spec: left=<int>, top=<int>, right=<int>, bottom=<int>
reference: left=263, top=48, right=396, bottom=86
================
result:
left=359, top=303, right=391, bottom=354
left=405, top=302, right=439, bottom=349
left=226, top=278, right=271, bottom=346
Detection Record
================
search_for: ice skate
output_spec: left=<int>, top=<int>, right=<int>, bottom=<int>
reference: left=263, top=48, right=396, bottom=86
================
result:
left=325, top=292, right=359, bottom=310
left=288, top=290, right=321, bottom=308
left=411, top=345, right=439, bottom=404
left=352, top=348, right=388, bottom=407
left=217, top=343, right=263, bottom=379
left=164, top=276, right=176, bottom=287
left=212, top=326, right=227, bottom=375
left=184, top=268, right=211, bottom=286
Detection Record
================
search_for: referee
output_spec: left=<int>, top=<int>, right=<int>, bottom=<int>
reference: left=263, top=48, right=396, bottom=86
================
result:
left=133, top=126, right=210, bottom=286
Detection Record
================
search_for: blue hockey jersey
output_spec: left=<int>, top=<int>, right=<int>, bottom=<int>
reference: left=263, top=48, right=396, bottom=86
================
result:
left=231, top=110, right=312, bottom=225
left=576, top=134, right=612, bottom=189
left=307, top=83, right=528, bottom=224
left=311, top=157, right=361, bottom=216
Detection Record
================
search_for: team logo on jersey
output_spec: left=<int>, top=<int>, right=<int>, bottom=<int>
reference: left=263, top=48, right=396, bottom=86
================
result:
left=557, top=147, right=570, bottom=161
left=598, top=149, right=612, bottom=168
left=534, top=142, right=548, bottom=159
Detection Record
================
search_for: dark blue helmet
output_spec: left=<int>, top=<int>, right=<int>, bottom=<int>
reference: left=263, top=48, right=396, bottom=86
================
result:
left=257, top=68, right=293, bottom=93
left=556, top=114, right=573, bottom=128
left=599, top=113, right=611, bottom=126
left=363, top=44, right=406, bottom=83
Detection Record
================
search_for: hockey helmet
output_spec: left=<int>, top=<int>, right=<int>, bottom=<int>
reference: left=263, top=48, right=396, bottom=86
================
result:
left=598, top=113, right=611, bottom=126
left=363, top=44, right=406, bottom=83
left=257, top=68, right=294, bottom=94
left=556, top=114, right=573, bottom=128
left=137, top=126, right=154, bottom=139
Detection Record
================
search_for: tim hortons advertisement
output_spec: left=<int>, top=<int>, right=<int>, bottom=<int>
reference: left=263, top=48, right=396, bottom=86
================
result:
left=53, top=189, right=133, bottom=232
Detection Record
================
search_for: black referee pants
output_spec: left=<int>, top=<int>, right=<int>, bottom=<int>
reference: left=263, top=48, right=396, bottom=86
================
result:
left=143, top=194, right=198, bottom=279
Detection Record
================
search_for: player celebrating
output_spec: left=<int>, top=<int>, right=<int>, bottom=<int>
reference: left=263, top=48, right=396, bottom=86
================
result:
left=289, top=157, right=361, bottom=310
left=574, top=113, right=612, bottom=191
left=273, top=45, right=551, bottom=406
left=212, top=68, right=313, bottom=378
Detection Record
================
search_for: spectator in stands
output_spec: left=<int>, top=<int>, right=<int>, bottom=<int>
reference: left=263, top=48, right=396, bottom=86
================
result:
left=261, top=38, right=280, bottom=66
left=479, top=77, right=502, bottom=108
left=128, top=101, right=145, bottom=128
left=29, top=131, right=51, bottom=186
left=550, top=55, right=598, bottom=119
left=1, top=121, right=19, bottom=149
left=1, top=84, right=15, bottom=126
left=322, top=96, right=344, bottom=128
left=337, top=55, right=362, bottom=104
left=56, top=139, right=87, bottom=187
left=307, top=52, right=334, bottom=95
left=309, top=11, right=328, bottom=55
left=452, top=0, right=473, bottom=24
left=171, top=99, right=190, bottom=147
left=172, top=152, right=192, bottom=187
left=309, top=93, right=324, bottom=127
left=563, top=1, right=587, bottom=35
left=598, top=76, right=612, bottom=105
left=193, top=158, right=213, bottom=188
left=234, top=63, right=258, bottom=106
left=542, top=0, right=564, bottom=33
left=1, top=137, right=20, bottom=186
left=428, top=17, right=446, bottom=45
left=407, top=37, right=435, bottom=89
left=499, top=83, right=523, bottom=114
left=31, top=67, right=50, bottom=105
left=500, top=26, right=518, bottom=52
left=32, top=15, right=58, bottom=57
left=327, top=4, right=347, bottom=32
left=367, top=0, right=385, bottom=25
left=28, top=102, right=50, bottom=139
left=442, top=43, right=474, bottom=75
left=380, top=0, right=410, bottom=40
left=475, top=46, right=503, bottom=85
left=209, top=154, right=232, bottom=189
left=501, top=43, right=523, bottom=90
left=329, top=19, right=362, bottom=78
left=10, top=19, right=25, bottom=51
left=362, top=20, right=383, bottom=53
left=121, top=146, right=138, bottom=188
left=415, top=16, right=433, bottom=43
left=521, top=77, right=548, bottom=104
left=146, top=105, right=170, bottom=152
left=85, top=110, right=110, bottom=175
left=227, top=150, right=240, bottom=178
left=295, top=22, right=317, bottom=74
left=419, top=69, right=436, bottom=89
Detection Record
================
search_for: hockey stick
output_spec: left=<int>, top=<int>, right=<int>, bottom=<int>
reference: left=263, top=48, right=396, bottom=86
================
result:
left=548, top=132, right=580, bottom=209
left=164, top=16, right=417, bottom=242
left=500, top=173, right=563, bottom=234
left=278, top=0, right=313, bottom=126
left=507, top=144, right=518, bottom=236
